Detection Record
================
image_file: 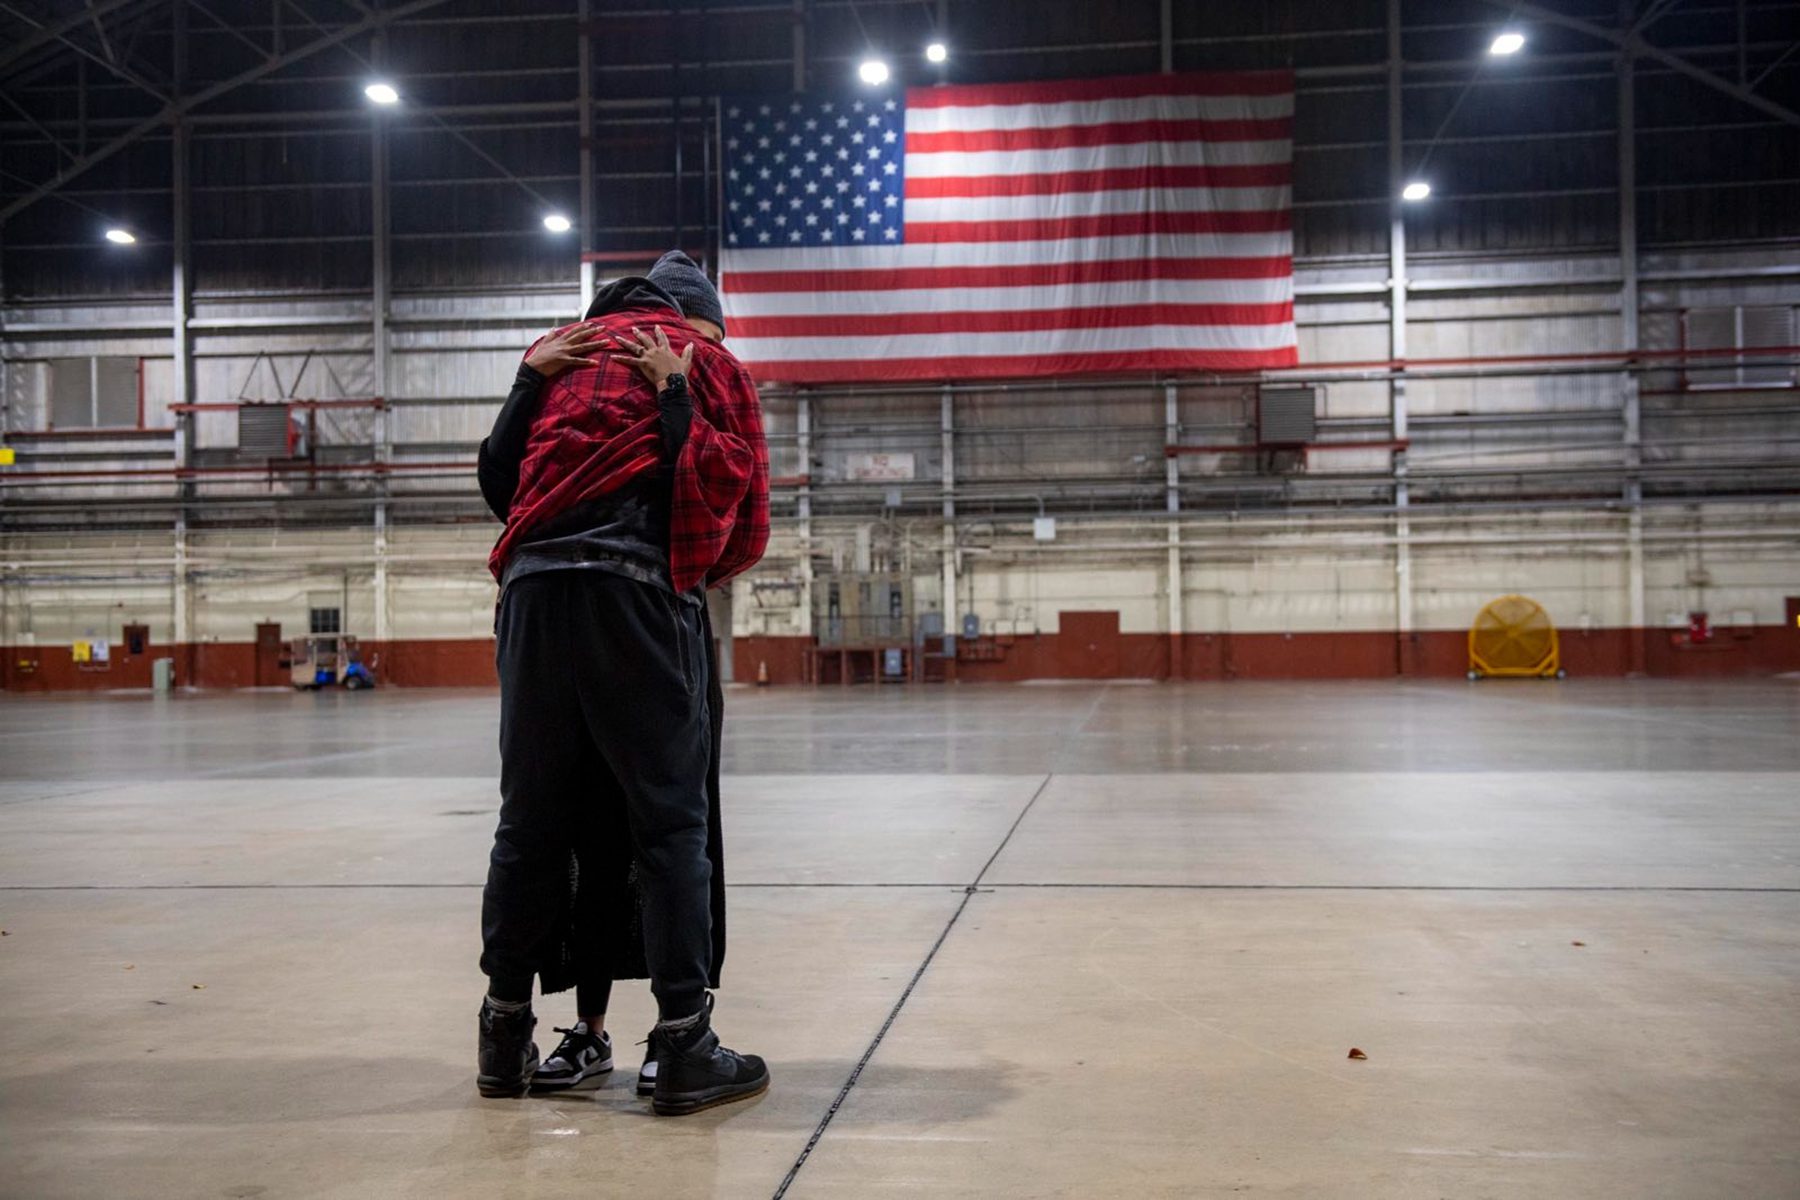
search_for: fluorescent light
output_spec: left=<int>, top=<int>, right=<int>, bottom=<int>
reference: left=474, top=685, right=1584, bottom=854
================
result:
left=1401, top=180, right=1432, bottom=201
left=858, top=58, right=890, bottom=85
left=542, top=214, right=572, bottom=233
left=925, top=42, right=947, bottom=63
left=364, top=81, right=400, bottom=105
left=104, top=228, right=136, bottom=244
left=1489, top=31, right=1526, bottom=55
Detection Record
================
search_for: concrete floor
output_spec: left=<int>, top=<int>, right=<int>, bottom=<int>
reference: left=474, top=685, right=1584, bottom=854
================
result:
left=2, top=679, right=1797, bottom=1198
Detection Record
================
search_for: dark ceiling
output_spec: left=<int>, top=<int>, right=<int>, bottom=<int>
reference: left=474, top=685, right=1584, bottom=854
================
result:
left=2, top=0, right=1796, bottom=299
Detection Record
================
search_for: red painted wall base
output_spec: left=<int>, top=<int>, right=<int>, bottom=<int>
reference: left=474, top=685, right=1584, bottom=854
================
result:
left=6, top=622, right=1796, bottom=691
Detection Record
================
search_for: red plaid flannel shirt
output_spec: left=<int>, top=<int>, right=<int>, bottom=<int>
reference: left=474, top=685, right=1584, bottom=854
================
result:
left=487, top=308, right=770, bottom=592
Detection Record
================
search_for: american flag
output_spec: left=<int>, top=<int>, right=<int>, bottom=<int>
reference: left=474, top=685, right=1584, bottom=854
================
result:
left=717, top=71, right=1297, bottom=384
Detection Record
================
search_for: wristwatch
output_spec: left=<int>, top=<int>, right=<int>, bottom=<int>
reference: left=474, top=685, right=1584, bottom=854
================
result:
left=659, top=372, right=687, bottom=394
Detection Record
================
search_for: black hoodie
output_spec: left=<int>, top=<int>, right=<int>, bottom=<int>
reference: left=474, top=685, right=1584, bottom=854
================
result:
left=476, top=276, right=698, bottom=602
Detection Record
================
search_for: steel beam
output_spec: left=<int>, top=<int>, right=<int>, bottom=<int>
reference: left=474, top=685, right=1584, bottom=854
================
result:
left=0, top=0, right=458, bottom=223
left=940, top=385, right=956, bottom=657
left=371, top=21, right=392, bottom=650
left=0, top=0, right=141, bottom=75
left=171, top=0, right=193, bottom=661
left=0, top=1, right=171, bottom=105
left=1387, top=0, right=1412, bottom=672
left=796, top=391, right=814, bottom=640
left=1487, top=0, right=1800, bottom=128
left=1619, top=13, right=1647, bottom=674
left=1164, top=381, right=1182, bottom=678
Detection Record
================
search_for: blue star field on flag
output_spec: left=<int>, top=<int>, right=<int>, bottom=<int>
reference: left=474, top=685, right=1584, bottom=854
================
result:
left=721, top=94, right=907, bottom=248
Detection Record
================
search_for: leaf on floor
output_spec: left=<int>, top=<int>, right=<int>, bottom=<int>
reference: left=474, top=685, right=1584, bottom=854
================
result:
left=1571, top=940, right=1586, bottom=947
left=1347, top=1047, right=1368, bottom=1060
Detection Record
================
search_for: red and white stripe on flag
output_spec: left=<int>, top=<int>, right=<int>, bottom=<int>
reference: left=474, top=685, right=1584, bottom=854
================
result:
left=718, top=71, right=1297, bottom=384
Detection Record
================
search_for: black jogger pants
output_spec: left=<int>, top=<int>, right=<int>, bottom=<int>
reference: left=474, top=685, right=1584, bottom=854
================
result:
left=480, top=569, right=713, bottom=1021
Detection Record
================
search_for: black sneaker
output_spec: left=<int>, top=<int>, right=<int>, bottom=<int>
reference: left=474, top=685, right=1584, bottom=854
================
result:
left=636, top=1028, right=661, bottom=1096
left=476, top=1000, right=539, bottom=1098
left=651, top=994, right=770, bottom=1117
left=531, top=1022, right=614, bottom=1092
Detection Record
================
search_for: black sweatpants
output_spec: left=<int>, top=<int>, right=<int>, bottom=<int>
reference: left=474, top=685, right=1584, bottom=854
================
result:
left=481, top=569, right=713, bottom=1021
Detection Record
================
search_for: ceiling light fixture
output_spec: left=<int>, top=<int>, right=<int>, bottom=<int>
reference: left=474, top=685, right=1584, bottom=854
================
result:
left=1489, top=31, right=1526, bottom=55
left=1401, top=180, right=1432, bottom=202
left=104, top=228, right=137, bottom=244
left=925, top=42, right=947, bottom=64
left=364, top=81, right=400, bottom=105
left=543, top=214, right=572, bottom=233
left=858, top=58, right=890, bottom=85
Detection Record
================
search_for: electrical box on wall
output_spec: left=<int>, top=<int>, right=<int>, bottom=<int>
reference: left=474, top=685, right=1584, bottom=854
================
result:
left=1258, top=386, right=1317, bottom=446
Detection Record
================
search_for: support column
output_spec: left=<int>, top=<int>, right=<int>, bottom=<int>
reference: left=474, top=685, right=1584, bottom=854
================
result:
left=578, top=0, right=595, bottom=305
left=1387, top=0, right=1412, bottom=675
left=171, top=0, right=193, bottom=675
left=940, top=385, right=957, bottom=657
left=1619, top=16, right=1646, bottom=674
left=796, top=391, right=814, bottom=640
left=1164, top=382, right=1182, bottom=679
left=370, top=27, right=392, bottom=651
left=1159, top=0, right=1173, bottom=72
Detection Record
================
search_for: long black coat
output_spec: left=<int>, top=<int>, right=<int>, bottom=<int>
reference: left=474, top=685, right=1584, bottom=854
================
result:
left=538, top=603, right=727, bottom=994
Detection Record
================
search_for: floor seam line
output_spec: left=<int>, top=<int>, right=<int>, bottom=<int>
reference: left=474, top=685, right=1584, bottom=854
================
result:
left=767, top=886, right=976, bottom=1200
left=769, top=772, right=1056, bottom=1199
left=5, top=882, right=1798, bottom=894
left=972, top=772, right=1056, bottom=887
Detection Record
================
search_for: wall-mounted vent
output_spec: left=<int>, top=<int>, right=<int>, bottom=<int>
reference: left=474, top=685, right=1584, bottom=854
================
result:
left=1258, top=386, right=1317, bottom=445
left=48, top=357, right=137, bottom=429
left=1684, top=305, right=1795, bottom=389
left=237, top=404, right=293, bottom=458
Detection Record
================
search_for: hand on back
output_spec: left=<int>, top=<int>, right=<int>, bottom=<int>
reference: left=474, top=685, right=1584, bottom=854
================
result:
left=524, top=323, right=608, bottom=377
left=607, top=325, right=695, bottom=391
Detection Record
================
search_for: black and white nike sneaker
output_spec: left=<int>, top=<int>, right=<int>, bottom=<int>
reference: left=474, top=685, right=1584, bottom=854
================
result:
left=530, top=1022, right=614, bottom=1092
left=636, top=1028, right=661, bottom=1096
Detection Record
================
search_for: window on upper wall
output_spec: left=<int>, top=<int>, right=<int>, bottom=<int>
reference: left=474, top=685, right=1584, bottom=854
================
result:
left=47, top=357, right=139, bottom=429
left=1682, top=306, right=1796, bottom=390
left=309, top=607, right=342, bottom=636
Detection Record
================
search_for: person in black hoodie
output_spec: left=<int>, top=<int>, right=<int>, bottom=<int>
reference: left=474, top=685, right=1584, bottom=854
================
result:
left=474, top=253, right=767, bottom=1116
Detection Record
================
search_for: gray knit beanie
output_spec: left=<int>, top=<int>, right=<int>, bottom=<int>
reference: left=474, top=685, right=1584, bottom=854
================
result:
left=647, top=250, right=725, bottom=336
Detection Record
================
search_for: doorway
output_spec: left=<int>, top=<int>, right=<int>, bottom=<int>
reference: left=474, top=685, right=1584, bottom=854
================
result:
left=255, top=623, right=284, bottom=687
left=1058, top=610, right=1121, bottom=678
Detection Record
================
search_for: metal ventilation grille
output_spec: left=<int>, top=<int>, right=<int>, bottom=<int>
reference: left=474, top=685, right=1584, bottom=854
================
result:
left=1741, top=307, right=1794, bottom=386
left=1258, top=386, right=1317, bottom=445
left=1685, top=305, right=1796, bottom=388
left=237, top=404, right=291, bottom=458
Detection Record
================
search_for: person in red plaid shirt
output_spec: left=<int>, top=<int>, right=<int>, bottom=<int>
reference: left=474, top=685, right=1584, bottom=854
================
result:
left=473, top=252, right=772, bottom=1117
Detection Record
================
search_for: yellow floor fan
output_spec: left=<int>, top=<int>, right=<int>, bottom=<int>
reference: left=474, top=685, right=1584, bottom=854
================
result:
left=1467, top=594, right=1566, bottom=680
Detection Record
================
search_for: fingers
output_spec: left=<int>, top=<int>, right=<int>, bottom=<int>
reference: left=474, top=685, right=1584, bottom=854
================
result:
left=680, top=342, right=695, bottom=369
left=654, top=325, right=671, bottom=350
